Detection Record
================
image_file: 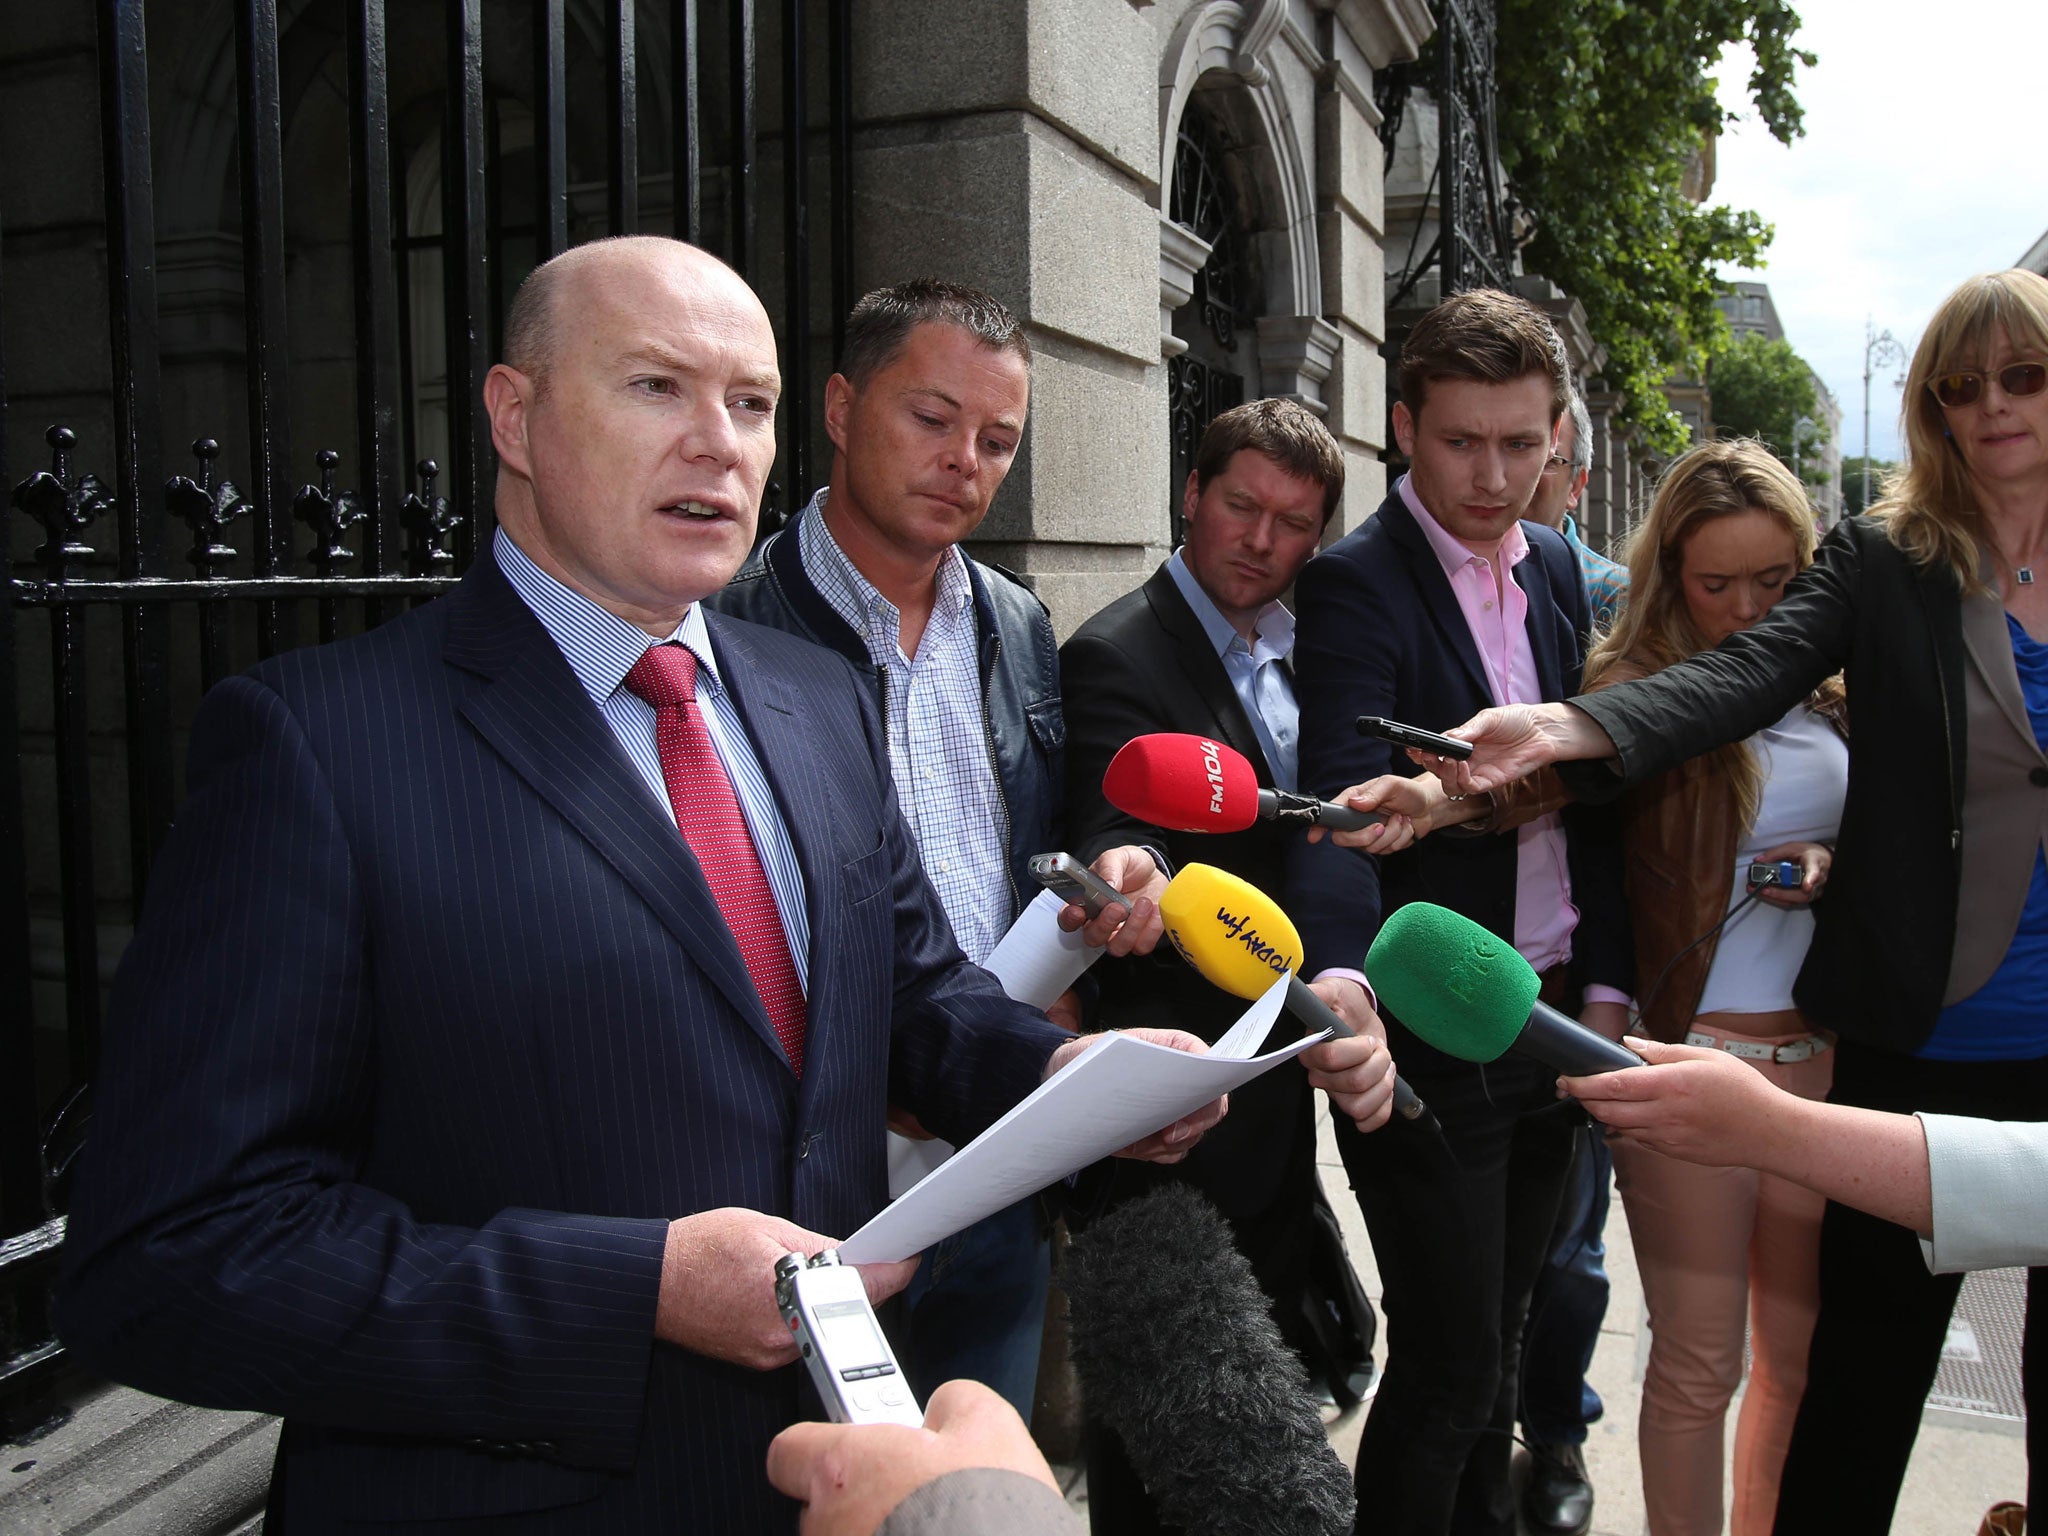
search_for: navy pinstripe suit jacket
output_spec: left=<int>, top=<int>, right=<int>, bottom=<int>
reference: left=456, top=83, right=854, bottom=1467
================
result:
left=56, top=547, right=1069, bottom=1533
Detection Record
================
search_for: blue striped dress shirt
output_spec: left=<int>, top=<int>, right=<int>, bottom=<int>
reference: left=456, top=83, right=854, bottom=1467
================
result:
left=495, top=527, right=812, bottom=988
left=1164, top=547, right=1301, bottom=792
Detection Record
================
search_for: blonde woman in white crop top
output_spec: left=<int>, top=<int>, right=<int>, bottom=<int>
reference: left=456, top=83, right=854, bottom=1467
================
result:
left=1578, top=441, right=1849, bottom=1536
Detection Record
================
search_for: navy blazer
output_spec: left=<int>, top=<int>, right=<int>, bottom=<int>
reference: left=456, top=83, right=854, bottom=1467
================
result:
left=1283, top=489, right=1631, bottom=1051
left=55, top=548, right=1069, bottom=1533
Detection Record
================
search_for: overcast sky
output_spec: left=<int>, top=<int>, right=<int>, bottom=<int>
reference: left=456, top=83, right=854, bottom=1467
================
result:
left=1711, top=0, right=2048, bottom=461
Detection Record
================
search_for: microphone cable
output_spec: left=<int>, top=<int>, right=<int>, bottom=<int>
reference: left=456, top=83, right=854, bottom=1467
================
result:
left=1629, top=884, right=1766, bottom=1032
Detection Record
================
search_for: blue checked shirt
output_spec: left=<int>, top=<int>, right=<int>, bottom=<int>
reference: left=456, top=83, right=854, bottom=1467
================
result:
left=798, top=491, right=1012, bottom=966
left=495, top=527, right=811, bottom=989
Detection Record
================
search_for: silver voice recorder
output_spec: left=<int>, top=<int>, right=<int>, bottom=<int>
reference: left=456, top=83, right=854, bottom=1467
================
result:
left=773, top=1249, right=924, bottom=1427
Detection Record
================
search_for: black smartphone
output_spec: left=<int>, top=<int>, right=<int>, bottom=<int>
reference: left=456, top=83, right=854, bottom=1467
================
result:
left=1355, top=715, right=1475, bottom=761
left=1747, top=860, right=1804, bottom=890
left=1028, top=852, right=1133, bottom=920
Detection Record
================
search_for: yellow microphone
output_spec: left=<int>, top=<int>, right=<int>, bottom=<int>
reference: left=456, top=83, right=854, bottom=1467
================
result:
left=1160, top=864, right=1425, bottom=1121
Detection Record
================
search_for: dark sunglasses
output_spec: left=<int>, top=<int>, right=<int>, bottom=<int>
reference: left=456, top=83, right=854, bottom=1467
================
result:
left=1928, top=361, right=2048, bottom=409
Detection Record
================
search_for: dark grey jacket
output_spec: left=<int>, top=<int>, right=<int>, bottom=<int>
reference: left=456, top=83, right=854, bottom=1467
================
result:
left=1561, top=514, right=1965, bottom=1054
left=707, top=513, right=1066, bottom=920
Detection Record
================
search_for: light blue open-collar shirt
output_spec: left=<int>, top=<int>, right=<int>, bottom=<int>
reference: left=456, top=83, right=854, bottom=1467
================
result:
left=1164, top=547, right=1300, bottom=792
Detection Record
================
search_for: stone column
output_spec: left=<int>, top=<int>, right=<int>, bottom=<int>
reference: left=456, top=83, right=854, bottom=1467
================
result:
left=851, top=0, right=1166, bottom=636
left=1581, top=386, right=1621, bottom=556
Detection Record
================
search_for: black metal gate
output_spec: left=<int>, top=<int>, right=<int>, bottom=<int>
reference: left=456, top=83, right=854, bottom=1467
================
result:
left=1, top=0, right=851, bottom=1429
left=1165, top=99, right=1254, bottom=546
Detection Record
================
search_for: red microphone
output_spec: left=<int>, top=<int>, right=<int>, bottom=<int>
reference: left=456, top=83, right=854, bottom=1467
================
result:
left=1103, top=734, right=1385, bottom=835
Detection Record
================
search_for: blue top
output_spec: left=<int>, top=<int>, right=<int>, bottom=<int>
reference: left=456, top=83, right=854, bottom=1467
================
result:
left=1920, top=611, right=2048, bottom=1061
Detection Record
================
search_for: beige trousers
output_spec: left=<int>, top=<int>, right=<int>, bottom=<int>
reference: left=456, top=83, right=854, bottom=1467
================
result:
left=1611, top=1018, right=1834, bottom=1536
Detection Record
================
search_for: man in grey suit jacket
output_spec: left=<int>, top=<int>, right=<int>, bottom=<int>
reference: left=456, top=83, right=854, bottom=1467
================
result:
left=56, top=236, right=1230, bottom=1533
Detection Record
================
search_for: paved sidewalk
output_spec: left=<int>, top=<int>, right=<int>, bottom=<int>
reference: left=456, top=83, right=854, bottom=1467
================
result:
left=1060, top=1103, right=2028, bottom=1534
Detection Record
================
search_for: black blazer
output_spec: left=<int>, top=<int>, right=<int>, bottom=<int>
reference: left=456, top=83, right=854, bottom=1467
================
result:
left=1562, top=514, right=1967, bottom=1054
left=1284, top=489, right=1632, bottom=1057
left=55, top=547, right=1069, bottom=1533
left=1060, top=562, right=1311, bottom=1228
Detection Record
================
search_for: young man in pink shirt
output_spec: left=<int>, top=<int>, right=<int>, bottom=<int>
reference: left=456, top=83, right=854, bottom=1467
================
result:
left=1283, top=288, right=1632, bottom=1536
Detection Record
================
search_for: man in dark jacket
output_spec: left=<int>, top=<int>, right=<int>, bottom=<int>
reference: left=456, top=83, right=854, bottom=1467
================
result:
left=1284, top=288, right=1632, bottom=1536
left=708, top=279, right=1167, bottom=1420
left=1059, top=397, right=1396, bottom=1532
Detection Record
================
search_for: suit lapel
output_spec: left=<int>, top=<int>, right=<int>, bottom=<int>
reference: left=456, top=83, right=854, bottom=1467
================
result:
left=1379, top=492, right=1493, bottom=704
left=1959, top=580, right=2044, bottom=761
left=1141, top=565, right=1275, bottom=781
left=443, top=558, right=780, bottom=1053
left=1513, top=540, right=1567, bottom=699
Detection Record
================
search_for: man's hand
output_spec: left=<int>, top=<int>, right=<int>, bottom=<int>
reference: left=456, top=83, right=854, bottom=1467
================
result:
left=1412, top=703, right=1615, bottom=797
left=1302, top=977, right=1397, bottom=1132
left=765, top=1378, right=1059, bottom=1535
left=655, top=1209, right=919, bottom=1370
left=1041, top=1028, right=1226, bottom=1163
left=1055, top=846, right=1167, bottom=956
left=1561, top=1039, right=1778, bottom=1166
left=1044, top=988, right=1084, bottom=1035
left=1306, top=773, right=1488, bottom=852
left=1753, top=840, right=1832, bottom=908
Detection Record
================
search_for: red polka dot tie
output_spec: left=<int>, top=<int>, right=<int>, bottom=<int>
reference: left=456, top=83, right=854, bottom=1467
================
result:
left=624, top=643, right=806, bottom=1076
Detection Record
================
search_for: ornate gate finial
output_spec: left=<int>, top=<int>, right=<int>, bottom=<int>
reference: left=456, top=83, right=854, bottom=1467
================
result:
left=11, top=425, right=113, bottom=579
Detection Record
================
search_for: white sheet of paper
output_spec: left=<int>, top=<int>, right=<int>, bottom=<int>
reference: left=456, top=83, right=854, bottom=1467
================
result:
left=840, top=973, right=1325, bottom=1265
left=980, top=887, right=1102, bottom=1010
left=886, top=888, right=1108, bottom=1197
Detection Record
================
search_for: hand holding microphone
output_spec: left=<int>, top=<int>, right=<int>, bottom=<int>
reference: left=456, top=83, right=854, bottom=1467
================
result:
left=1104, top=733, right=1404, bottom=847
left=1157, top=862, right=1423, bottom=1129
left=1363, top=902, right=1641, bottom=1076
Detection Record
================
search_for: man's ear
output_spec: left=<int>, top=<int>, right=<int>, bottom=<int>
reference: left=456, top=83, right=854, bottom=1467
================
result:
left=1392, top=400, right=1416, bottom=458
left=823, top=372, right=855, bottom=456
left=484, top=364, right=534, bottom=479
left=1180, top=469, right=1204, bottom=532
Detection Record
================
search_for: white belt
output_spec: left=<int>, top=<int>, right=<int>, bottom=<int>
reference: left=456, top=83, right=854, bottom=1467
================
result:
left=1684, top=1029, right=1833, bottom=1064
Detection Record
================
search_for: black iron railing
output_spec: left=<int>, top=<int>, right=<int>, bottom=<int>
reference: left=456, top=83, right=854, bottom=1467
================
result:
left=1, top=0, right=851, bottom=1431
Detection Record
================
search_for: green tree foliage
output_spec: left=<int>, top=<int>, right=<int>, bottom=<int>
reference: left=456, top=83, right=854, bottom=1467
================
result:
left=1494, top=1, right=1815, bottom=454
left=1840, top=456, right=1899, bottom=515
left=1708, top=330, right=1826, bottom=478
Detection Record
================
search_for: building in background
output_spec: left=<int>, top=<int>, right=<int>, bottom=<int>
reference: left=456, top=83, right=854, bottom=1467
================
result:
left=1715, top=280, right=1845, bottom=525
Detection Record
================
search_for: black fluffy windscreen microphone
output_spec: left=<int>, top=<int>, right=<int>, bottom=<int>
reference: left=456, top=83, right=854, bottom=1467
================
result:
left=1063, top=1184, right=1356, bottom=1536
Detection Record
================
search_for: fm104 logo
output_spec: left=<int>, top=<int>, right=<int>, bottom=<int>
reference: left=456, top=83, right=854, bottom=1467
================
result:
left=1213, top=905, right=1294, bottom=974
left=1199, top=738, right=1227, bottom=815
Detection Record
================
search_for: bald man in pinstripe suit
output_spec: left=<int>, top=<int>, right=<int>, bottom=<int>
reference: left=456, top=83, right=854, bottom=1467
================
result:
left=54, top=237, right=1237, bottom=1534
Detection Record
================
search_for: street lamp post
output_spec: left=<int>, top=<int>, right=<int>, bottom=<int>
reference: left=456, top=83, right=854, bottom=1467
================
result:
left=1791, top=412, right=1817, bottom=484
left=1863, top=320, right=1908, bottom=512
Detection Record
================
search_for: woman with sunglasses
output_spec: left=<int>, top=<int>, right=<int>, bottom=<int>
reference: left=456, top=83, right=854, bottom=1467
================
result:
left=1419, top=267, right=2048, bottom=1531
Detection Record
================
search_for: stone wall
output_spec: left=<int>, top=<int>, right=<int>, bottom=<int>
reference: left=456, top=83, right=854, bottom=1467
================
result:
left=855, top=0, right=1431, bottom=637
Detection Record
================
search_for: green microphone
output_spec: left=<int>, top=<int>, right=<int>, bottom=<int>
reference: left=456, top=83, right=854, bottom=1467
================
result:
left=1364, top=903, right=1640, bottom=1075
